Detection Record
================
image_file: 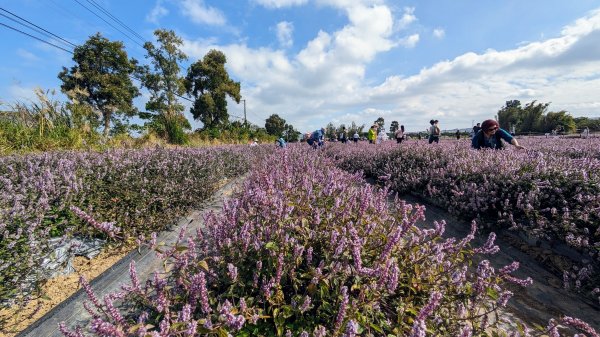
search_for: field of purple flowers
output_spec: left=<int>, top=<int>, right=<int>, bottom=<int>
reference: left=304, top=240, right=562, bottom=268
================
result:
left=325, top=138, right=600, bottom=294
left=0, top=146, right=266, bottom=331
left=58, top=146, right=598, bottom=336
left=2, top=138, right=599, bottom=336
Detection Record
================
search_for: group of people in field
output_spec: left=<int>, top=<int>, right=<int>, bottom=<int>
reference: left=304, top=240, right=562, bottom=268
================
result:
left=304, top=118, right=526, bottom=150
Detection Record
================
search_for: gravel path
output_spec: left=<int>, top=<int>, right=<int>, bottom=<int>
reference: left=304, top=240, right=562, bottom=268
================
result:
left=17, top=177, right=244, bottom=337
left=401, top=194, right=600, bottom=331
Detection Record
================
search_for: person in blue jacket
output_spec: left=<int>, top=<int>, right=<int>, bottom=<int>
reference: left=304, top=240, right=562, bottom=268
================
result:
left=306, top=128, right=325, bottom=149
left=276, top=137, right=287, bottom=148
left=472, top=119, right=526, bottom=150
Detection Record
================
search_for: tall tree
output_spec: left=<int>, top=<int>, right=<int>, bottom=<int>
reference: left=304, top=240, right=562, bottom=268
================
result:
left=185, top=49, right=241, bottom=129
left=574, top=117, right=600, bottom=132
left=520, top=101, right=549, bottom=133
left=535, top=110, right=576, bottom=133
left=58, top=33, right=139, bottom=135
left=498, top=100, right=522, bottom=131
left=139, top=29, right=189, bottom=142
left=390, top=121, right=399, bottom=132
left=375, top=117, right=385, bottom=129
left=265, top=114, right=287, bottom=136
left=283, top=123, right=301, bottom=142
left=325, top=122, right=336, bottom=140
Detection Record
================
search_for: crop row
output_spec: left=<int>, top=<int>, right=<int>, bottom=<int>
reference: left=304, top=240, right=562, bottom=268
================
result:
left=324, top=139, right=600, bottom=292
left=60, top=147, right=597, bottom=336
left=0, top=146, right=265, bottom=329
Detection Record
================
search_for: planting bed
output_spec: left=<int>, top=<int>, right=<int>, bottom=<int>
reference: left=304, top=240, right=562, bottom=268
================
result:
left=326, top=138, right=600, bottom=296
left=2, top=140, right=599, bottom=336
left=55, top=146, right=598, bottom=336
left=0, top=146, right=264, bottom=334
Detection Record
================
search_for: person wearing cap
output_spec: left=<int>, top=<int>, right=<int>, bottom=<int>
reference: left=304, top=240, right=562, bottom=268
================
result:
left=250, top=138, right=259, bottom=147
left=472, top=119, right=525, bottom=150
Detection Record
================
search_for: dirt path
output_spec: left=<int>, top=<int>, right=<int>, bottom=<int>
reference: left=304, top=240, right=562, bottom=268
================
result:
left=401, top=194, right=600, bottom=331
left=17, top=177, right=244, bottom=337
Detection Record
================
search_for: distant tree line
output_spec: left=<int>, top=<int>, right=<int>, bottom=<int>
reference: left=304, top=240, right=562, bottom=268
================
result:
left=2, top=29, right=297, bottom=147
left=498, top=100, right=599, bottom=134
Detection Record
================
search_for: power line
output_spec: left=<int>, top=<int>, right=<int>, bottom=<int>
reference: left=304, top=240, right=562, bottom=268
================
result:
left=0, top=19, right=194, bottom=105
left=0, top=7, right=77, bottom=48
left=0, top=22, right=73, bottom=54
left=72, top=0, right=144, bottom=48
left=0, top=9, right=227, bottom=112
left=85, top=0, right=145, bottom=43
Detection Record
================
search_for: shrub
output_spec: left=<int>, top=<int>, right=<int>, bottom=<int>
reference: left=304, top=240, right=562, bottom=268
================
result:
left=63, top=147, right=556, bottom=336
left=0, top=146, right=256, bottom=332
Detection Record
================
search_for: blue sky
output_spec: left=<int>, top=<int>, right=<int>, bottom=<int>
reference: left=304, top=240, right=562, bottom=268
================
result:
left=1, top=0, right=600, bottom=133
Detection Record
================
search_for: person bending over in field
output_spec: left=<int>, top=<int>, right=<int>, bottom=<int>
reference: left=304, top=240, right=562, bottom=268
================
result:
left=276, top=137, right=287, bottom=148
left=306, top=128, right=325, bottom=149
left=472, top=119, right=526, bottom=150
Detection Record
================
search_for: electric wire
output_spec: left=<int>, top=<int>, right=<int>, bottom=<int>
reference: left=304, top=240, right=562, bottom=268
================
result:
left=84, top=0, right=145, bottom=43
left=71, top=0, right=145, bottom=48
left=0, top=7, right=77, bottom=48
left=0, top=22, right=74, bottom=54
left=0, top=9, right=249, bottom=122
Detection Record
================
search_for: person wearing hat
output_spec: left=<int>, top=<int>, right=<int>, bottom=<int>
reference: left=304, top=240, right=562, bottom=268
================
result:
left=472, top=119, right=525, bottom=150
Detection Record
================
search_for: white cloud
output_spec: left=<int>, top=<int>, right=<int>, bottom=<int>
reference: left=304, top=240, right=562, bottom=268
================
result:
left=433, top=28, right=445, bottom=39
left=254, top=0, right=308, bottom=8
left=146, top=0, right=169, bottom=24
left=179, top=0, right=226, bottom=26
left=396, top=7, right=416, bottom=30
left=399, top=33, right=419, bottom=48
left=276, top=21, right=294, bottom=48
left=367, top=9, right=600, bottom=129
left=185, top=5, right=600, bottom=132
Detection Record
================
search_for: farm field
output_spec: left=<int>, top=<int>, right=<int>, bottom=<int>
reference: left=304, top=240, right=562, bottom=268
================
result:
left=1, top=139, right=599, bottom=336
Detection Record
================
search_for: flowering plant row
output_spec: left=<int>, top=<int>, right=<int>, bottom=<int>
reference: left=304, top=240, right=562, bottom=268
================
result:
left=61, top=147, right=597, bottom=336
left=0, top=146, right=262, bottom=330
left=324, top=139, right=600, bottom=293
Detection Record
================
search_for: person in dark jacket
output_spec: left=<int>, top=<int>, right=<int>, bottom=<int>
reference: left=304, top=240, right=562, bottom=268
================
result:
left=472, top=119, right=525, bottom=150
left=472, top=123, right=481, bottom=136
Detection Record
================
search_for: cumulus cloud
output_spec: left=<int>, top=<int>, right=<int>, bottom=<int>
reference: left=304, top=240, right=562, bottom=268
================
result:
left=179, top=0, right=226, bottom=26
left=396, top=7, right=416, bottom=30
left=399, top=34, right=419, bottom=48
left=146, top=0, right=169, bottom=24
left=368, top=9, right=600, bottom=128
left=185, top=5, right=600, bottom=132
left=433, top=28, right=445, bottom=39
left=276, top=21, right=294, bottom=48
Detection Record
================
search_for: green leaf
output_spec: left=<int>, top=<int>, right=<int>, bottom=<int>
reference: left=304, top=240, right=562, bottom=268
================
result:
left=370, top=323, right=383, bottom=333
left=198, top=260, right=209, bottom=271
